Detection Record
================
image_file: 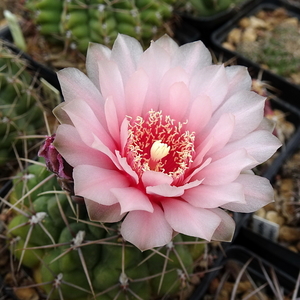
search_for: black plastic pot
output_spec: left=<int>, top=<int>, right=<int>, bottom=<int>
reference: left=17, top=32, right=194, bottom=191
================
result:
left=197, top=245, right=299, bottom=299
left=235, top=133, right=300, bottom=277
left=177, top=0, right=261, bottom=47
left=174, top=20, right=202, bottom=45
left=225, top=246, right=299, bottom=298
left=233, top=126, right=300, bottom=284
left=211, top=0, right=300, bottom=108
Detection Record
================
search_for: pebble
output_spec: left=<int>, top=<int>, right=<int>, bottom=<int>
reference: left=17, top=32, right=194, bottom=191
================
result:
left=13, top=287, right=39, bottom=300
left=241, top=27, right=257, bottom=42
left=279, top=226, right=300, bottom=243
left=265, top=210, right=285, bottom=226
left=227, top=28, right=242, bottom=45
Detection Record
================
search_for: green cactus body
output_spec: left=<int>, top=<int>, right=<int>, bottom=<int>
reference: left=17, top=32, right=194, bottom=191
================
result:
left=177, top=0, right=244, bottom=17
left=0, top=42, right=55, bottom=174
left=25, top=0, right=175, bottom=52
left=6, top=163, right=208, bottom=299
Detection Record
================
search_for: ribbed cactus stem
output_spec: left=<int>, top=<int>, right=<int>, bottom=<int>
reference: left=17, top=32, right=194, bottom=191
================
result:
left=4, top=162, right=209, bottom=300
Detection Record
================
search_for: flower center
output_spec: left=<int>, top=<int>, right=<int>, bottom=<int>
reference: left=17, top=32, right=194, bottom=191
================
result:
left=125, top=110, right=195, bottom=181
left=149, top=140, right=171, bottom=171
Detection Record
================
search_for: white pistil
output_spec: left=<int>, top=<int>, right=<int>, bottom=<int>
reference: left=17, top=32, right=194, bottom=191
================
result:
left=149, top=140, right=170, bottom=171
left=150, top=140, right=170, bottom=161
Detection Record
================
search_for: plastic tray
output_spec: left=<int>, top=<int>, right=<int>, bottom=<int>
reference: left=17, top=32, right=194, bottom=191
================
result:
left=211, top=0, right=300, bottom=109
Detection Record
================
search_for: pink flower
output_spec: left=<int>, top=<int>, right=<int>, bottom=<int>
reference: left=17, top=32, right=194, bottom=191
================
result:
left=53, top=34, right=281, bottom=250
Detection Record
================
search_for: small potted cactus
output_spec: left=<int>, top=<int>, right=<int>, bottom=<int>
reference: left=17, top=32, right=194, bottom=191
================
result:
left=174, top=0, right=258, bottom=45
left=211, top=0, right=300, bottom=107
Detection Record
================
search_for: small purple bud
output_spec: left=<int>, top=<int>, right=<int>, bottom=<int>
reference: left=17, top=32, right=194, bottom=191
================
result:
left=38, top=135, right=73, bottom=181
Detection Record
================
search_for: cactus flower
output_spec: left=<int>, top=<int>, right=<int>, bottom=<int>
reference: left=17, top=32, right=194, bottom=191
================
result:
left=53, top=34, right=281, bottom=250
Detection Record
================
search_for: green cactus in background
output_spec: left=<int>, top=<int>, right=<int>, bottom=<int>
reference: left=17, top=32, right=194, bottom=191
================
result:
left=24, top=0, right=175, bottom=53
left=175, top=0, right=245, bottom=17
left=4, top=161, right=210, bottom=300
left=0, top=41, right=56, bottom=178
left=237, top=22, right=300, bottom=79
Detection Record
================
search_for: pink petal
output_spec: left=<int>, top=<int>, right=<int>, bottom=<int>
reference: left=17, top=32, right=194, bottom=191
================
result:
left=142, top=170, right=173, bottom=187
left=184, top=158, right=212, bottom=184
left=85, top=199, right=124, bottom=222
left=211, top=130, right=282, bottom=164
left=186, top=94, right=212, bottom=135
left=155, top=34, right=179, bottom=55
left=162, top=199, right=222, bottom=241
left=159, top=67, right=189, bottom=95
left=120, top=118, right=130, bottom=155
left=73, top=165, right=129, bottom=205
left=124, top=69, right=149, bottom=118
left=57, top=68, right=106, bottom=123
left=198, top=113, right=235, bottom=157
left=115, top=151, right=139, bottom=184
left=221, top=174, right=274, bottom=212
left=195, top=149, right=256, bottom=185
left=91, top=135, right=122, bottom=170
left=111, top=34, right=143, bottom=84
left=138, top=42, right=171, bottom=114
left=225, top=65, right=252, bottom=98
left=62, top=99, right=115, bottom=149
left=86, top=42, right=111, bottom=91
left=189, top=64, right=228, bottom=112
left=209, top=208, right=235, bottom=241
left=159, top=82, right=190, bottom=121
left=98, top=59, right=126, bottom=121
left=172, top=40, right=212, bottom=75
left=105, top=96, right=120, bottom=144
left=213, top=90, right=265, bottom=141
left=146, top=180, right=201, bottom=198
left=182, top=182, right=245, bottom=208
left=147, top=184, right=184, bottom=197
left=191, top=138, right=213, bottom=169
left=121, top=203, right=173, bottom=250
left=111, top=187, right=153, bottom=214
left=54, top=124, right=114, bottom=169
left=257, top=117, right=275, bottom=132
left=53, top=102, right=73, bottom=125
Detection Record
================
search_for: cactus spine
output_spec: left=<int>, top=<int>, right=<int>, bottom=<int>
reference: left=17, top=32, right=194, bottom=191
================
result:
left=0, top=41, right=55, bottom=178
left=4, top=161, right=209, bottom=300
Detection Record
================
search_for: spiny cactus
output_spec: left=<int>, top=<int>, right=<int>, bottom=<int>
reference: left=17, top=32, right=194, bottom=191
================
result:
left=0, top=41, right=55, bottom=178
left=24, top=0, right=175, bottom=53
left=175, top=0, right=244, bottom=17
left=236, top=22, right=300, bottom=79
left=3, top=160, right=215, bottom=300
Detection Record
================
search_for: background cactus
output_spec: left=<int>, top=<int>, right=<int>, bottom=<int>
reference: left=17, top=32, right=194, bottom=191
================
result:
left=236, top=21, right=300, bottom=79
left=174, top=0, right=245, bottom=17
left=24, top=0, right=175, bottom=53
left=222, top=8, right=300, bottom=85
left=3, top=160, right=216, bottom=300
left=0, top=41, right=57, bottom=184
